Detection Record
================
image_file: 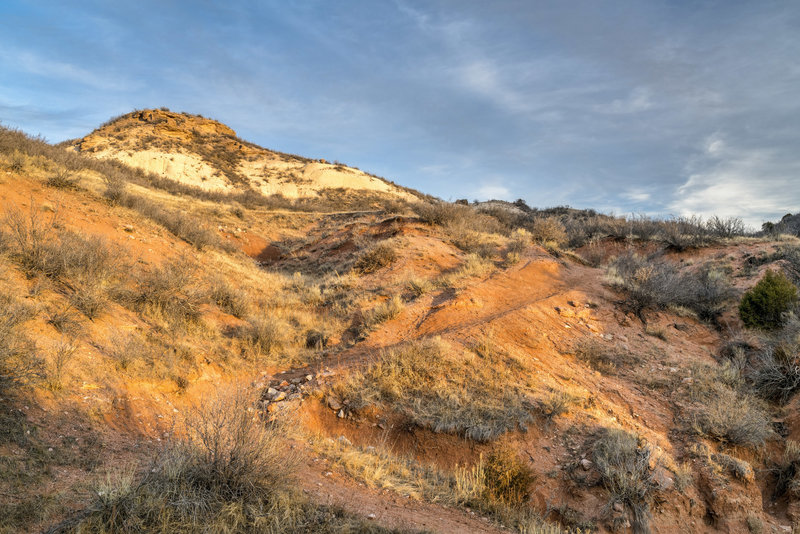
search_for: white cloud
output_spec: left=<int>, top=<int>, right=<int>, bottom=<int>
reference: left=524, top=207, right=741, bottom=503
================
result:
left=0, top=48, right=129, bottom=91
left=600, top=87, right=653, bottom=114
left=622, top=189, right=651, bottom=202
left=669, top=137, right=800, bottom=228
left=474, top=183, right=511, bottom=199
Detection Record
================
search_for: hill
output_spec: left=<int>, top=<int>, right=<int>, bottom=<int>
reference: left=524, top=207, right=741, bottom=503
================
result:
left=65, top=108, right=420, bottom=204
left=1, top=119, right=800, bottom=533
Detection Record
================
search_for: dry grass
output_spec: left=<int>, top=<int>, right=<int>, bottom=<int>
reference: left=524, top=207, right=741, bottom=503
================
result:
left=57, top=391, right=409, bottom=534
left=593, top=429, right=659, bottom=534
left=125, top=258, right=205, bottom=327
left=353, top=242, right=397, bottom=275
left=2, top=207, right=122, bottom=319
left=436, top=254, right=494, bottom=288
left=115, top=192, right=234, bottom=252
left=237, top=315, right=290, bottom=360
left=311, top=436, right=564, bottom=534
left=0, top=293, right=41, bottom=395
left=688, top=379, right=771, bottom=448
left=330, top=337, right=536, bottom=441
left=207, top=275, right=250, bottom=318
left=528, top=217, right=567, bottom=248
left=607, top=252, right=733, bottom=322
left=405, top=276, right=433, bottom=298
left=361, top=294, right=404, bottom=333
left=45, top=169, right=79, bottom=190
left=573, top=339, right=640, bottom=375
left=44, top=341, right=76, bottom=392
left=711, top=452, right=754, bottom=483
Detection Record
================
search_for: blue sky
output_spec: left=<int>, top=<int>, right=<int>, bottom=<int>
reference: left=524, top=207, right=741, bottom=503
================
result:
left=1, top=1, right=798, bottom=227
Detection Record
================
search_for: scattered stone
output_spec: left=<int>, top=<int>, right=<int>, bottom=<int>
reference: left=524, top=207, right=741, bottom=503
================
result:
left=681, top=377, right=693, bottom=384
left=337, top=409, right=346, bottom=419
left=337, top=435, right=352, bottom=447
left=272, top=391, right=286, bottom=402
left=653, top=468, right=674, bottom=491
left=291, top=377, right=303, bottom=385
left=613, top=502, right=624, bottom=513
left=266, top=387, right=279, bottom=399
left=580, top=458, right=593, bottom=471
left=367, top=513, right=376, bottom=520
left=305, top=374, right=313, bottom=382
left=327, top=397, right=342, bottom=411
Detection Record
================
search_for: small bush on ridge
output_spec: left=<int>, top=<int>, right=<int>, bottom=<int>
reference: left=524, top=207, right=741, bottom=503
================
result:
left=739, top=270, right=798, bottom=330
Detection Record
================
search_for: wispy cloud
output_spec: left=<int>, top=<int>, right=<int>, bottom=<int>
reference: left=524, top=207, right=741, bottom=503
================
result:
left=0, top=1, right=797, bottom=223
left=669, top=135, right=800, bottom=227
left=0, top=48, right=130, bottom=91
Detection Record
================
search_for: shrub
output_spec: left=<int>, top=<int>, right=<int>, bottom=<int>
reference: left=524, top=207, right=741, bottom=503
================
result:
left=539, top=391, right=576, bottom=421
left=8, top=152, right=24, bottom=173
left=45, top=341, right=76, bottom=392
left=482, top=446, right=535, bottom=506
left=773, top=440, right=800, bottom=498
left=53, top=231, right=120, bottom=318
left=608, top=252, right=732, bottom=322
left=102, top=173, right=128, bottom=205
left=305, top=328, right=330, bottom=350
left=593, top=429, right=658, bottom=534
left=707, top=216, right=745, bottom=239
left=353, top=242, right=397, bottom=274
left=739, top=270, right=798, bottom=330
left=3, top=205, right=58, bottom=275
left=3, top=208, right=121, bottom=318
left=660, top=215, right=708, bottom=250
left=208, top=276, right=249, bottom=318
left=239, top=315, right=288, bottom=358
left=59, top=391, right=398, bottom=533
left=413, top=201, right=472, bottom=226
left=691, top=387, right=771, bottom=448
left=506, top=228, right=530, bottom=256
left=45, top=169, right=79, bottom=189
left=128, top=259, right=205, bottom=325
left=751, top=336, right=800, bottom=404
left=0, top=294, right=41, bottom=395
left=528, top=217, right=567, bottom=247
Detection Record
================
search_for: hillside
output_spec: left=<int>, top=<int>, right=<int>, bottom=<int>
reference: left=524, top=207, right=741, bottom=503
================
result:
left=66, top=108, right=420, bottom=204
left=2, top=120, right=800, bottom=533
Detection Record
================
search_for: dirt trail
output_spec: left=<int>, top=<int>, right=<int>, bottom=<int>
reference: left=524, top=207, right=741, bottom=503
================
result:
left=297, top=449, right=511, bottom=534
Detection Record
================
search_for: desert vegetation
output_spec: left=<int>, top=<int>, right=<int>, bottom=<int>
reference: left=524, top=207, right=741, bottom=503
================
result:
left=4, top=110, right=800, bottom=533
left=329, top=337, right=550, bottom=441
left=53, top=391, right=410, bottom=534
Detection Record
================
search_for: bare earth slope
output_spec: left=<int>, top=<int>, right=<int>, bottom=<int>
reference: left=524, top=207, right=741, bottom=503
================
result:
left=3, top=121, right=800, bottom=533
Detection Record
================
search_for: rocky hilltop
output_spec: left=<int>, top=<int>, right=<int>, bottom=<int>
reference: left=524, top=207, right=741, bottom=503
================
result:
left=68, top=108, right=418, bottom=202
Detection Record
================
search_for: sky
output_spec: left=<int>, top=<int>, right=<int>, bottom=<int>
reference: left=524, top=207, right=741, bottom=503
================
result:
left=1, top=1, right=798, bottom=227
